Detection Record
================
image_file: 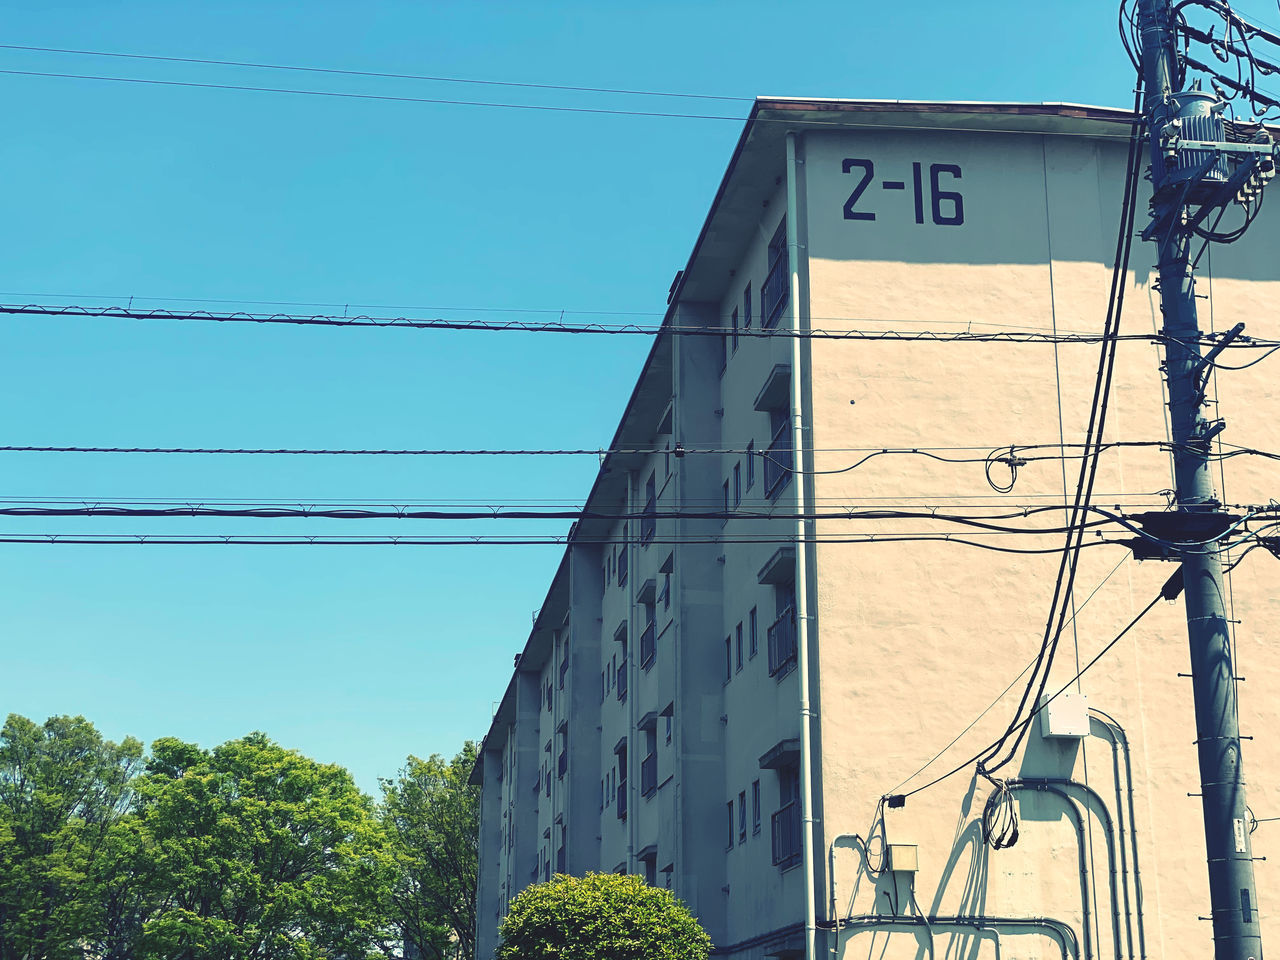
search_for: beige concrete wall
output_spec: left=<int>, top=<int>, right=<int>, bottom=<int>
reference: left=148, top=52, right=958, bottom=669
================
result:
left=802, top=125, right=1280, bottom=958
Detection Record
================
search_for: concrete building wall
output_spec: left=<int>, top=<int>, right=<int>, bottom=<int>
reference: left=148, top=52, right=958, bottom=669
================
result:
left=473, top=101, right=1280, bottom=960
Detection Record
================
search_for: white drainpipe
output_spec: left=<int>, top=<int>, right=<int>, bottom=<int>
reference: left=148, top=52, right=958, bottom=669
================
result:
left=785, top=130, right=817, bottom=960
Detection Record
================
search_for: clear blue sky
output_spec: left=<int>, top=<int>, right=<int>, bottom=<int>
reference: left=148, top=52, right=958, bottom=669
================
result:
left=0, top=0, right=1177, bottom=794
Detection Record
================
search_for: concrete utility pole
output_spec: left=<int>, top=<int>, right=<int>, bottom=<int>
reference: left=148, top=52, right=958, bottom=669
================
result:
left=1135, top=1, right=1273, bottom=957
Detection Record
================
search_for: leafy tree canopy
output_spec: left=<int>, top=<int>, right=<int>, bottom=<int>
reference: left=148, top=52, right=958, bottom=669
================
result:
left=495, top=873, right=711, bottom=960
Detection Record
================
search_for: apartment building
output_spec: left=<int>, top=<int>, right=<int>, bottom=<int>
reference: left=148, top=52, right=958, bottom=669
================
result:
left=471, top=99, right=1280, bottom=960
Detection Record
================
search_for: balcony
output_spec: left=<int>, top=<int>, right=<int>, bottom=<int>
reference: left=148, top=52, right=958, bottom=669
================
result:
left=616, top=780, right=628, bottom=820
left=763, top=427, right=793, bottom=500
left=616, top=657, right=628, bottom=701
left=640, top=494, right=656, bottom=544
left=762, top=251, right=789, bottom=329
left=768, top=607, right=797, bottom=678
left=557, top=750, right=567, bottom=779
left=641, top=754, right=657, bottom=798
left=639, top=621, right=656, bottom=670
left=771, top=801, right=802, bottom=869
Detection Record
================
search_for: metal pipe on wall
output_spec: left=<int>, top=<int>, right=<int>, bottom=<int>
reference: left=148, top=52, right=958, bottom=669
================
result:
left=828, top=914, right=1079, bottom=960
left=1090, top=710, right=1148, bottom=960
left=785, top=130, right=818, bottom=960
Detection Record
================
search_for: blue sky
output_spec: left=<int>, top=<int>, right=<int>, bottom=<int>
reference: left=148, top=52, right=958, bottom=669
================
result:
left=0, top=0, right=1190, bottom=793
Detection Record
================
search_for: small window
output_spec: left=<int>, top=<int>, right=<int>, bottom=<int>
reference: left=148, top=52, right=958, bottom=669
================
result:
left=733, top=462, right=741, bottom=507
left=763, top=218, right=789, bottom=328
left=746, top=441, right=755, bottom=488
left=739, top=790, right=747, bottom=842
left=731, top=307, right=739, bottom=353
left=725, top=636, right=732, bottom=682
left=744, top=282, right=753, bottom=329
left=665, top=714, right=673, bottom=744
left=752, top=779, right=761, bottom=834
left=735, top=622, right=743, bottom=672
left=749, top=607, right=758, bottom=658
left=726, top=801, right=735, bottom=849
left=723, top=480, right=730, bottom=514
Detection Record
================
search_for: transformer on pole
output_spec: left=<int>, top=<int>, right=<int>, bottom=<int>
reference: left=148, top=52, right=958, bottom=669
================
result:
left=1133, top=1, right=1276, bottom=956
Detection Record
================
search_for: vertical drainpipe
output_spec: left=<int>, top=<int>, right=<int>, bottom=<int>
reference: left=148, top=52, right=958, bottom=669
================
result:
left=786, top=130, right=817, bottom=960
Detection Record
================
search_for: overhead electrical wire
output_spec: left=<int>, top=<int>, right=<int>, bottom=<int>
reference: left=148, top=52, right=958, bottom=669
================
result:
left=887, top=568, right=1186, bottom=805
left=5, top=302, right=1279, bottom=349
left=974, top=78, right=1147, bottom=781
left=0, top=43, right=754, bottom=103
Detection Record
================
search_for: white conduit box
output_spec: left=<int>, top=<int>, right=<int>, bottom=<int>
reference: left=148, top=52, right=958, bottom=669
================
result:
left=886, top=844, right=918, bottom=873
left=1039, top=692, right=1090, bottom=739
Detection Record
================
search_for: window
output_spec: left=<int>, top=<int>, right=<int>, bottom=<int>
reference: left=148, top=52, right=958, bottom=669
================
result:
left=726, top=801, right=735, bottom=849
left=640, top=603, right=656, bottom=670
left=725, top=636, right=733, bottom=682
left=665, top=714, right=673, bottom=744
left=746, top=441, right=755, bottom=488
left=752, top=779, right=761, bottom=834
left=735, top=622, right=743, bottom=672
left=749, top=607, right=758, bottom=658
left=660, top=571, right=671, bottom=610
left=723, top=479, right=730, bottom=514
left=720, top=326, right=728, bottom=373
left=739, top=790, right=747, bottom=842
left=744, top=282, right=753, bottom=329
left=617, top=530, right=628, bottom=586
left=762, top=218, right=789, bottom=328
left=731, top=307, right=739, bottom=353
left=641, top=728, right=657, bottom=798
left=733, top=462, right=741, bottom=507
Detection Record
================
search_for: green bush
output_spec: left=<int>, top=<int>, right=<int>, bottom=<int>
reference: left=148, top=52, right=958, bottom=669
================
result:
left=495, top=872, right=711, bottom=960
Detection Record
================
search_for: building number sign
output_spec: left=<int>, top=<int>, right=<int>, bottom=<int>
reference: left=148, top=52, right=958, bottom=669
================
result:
left=841, top=159, right=964, bottom=226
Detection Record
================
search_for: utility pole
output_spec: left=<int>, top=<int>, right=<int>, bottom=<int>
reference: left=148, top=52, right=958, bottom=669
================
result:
left=1135, top=1, right=1275, bottom=957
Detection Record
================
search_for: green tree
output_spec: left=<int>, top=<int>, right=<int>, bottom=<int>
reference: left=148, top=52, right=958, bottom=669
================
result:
left=495, top=873, right=711, bottom=960
left=379, top=744, right=479, bottom=960
left=131, top=732, right=393, bottom=960
left=0, top=713, right=144, bottom=960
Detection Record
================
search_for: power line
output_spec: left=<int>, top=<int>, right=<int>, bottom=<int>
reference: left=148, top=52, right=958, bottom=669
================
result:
left=0, top=532, right=1136, bottom=553
left=0, top=43, right=754, bottom=104
left=6, top=302, right=1278, bottom=347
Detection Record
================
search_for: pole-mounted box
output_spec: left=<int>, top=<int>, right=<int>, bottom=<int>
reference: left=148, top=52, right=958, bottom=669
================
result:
left=1038, top=692, right=1090, bottom=739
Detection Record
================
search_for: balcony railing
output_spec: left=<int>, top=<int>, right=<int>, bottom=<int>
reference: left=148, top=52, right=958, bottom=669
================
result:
left=557, top=750, right=567, bottom=779
left=616, top=780, right=628, bottom=820
left=768, top=607, right=797, bottom=678
left=641, top=754, right=657, bottom=797
left=763, top=426, right=792, bottom=500
left=616, top=657, right=628, bottom=701
left=762, top=252, right=789, bottom=329
left=640, top=494, right=656, bottom=544
left=639, top=621, right=656, bottom=670
left=771, top=801, right=802, bottom=869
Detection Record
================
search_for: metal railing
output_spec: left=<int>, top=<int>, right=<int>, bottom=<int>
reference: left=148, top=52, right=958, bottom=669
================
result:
left=762, top=253, right=789, bottom=329
left=763, top=427, right=792, bottom=500
left=768, top=607, right=797, bottom=678
left=640, top=494, right=656, bottom=544
left=771, top=801, right=801, bottom=868
left=641, top=753, right=657, bottom=797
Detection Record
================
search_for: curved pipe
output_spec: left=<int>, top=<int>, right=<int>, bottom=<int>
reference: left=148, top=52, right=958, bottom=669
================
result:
left=989, top=782, right=1095, bottom=960
left=1008, top=779, right=1124, bottom=960
left=825, top=914, right=1079, bottom=960
left=1090, top=708, right=1148, bottom=960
